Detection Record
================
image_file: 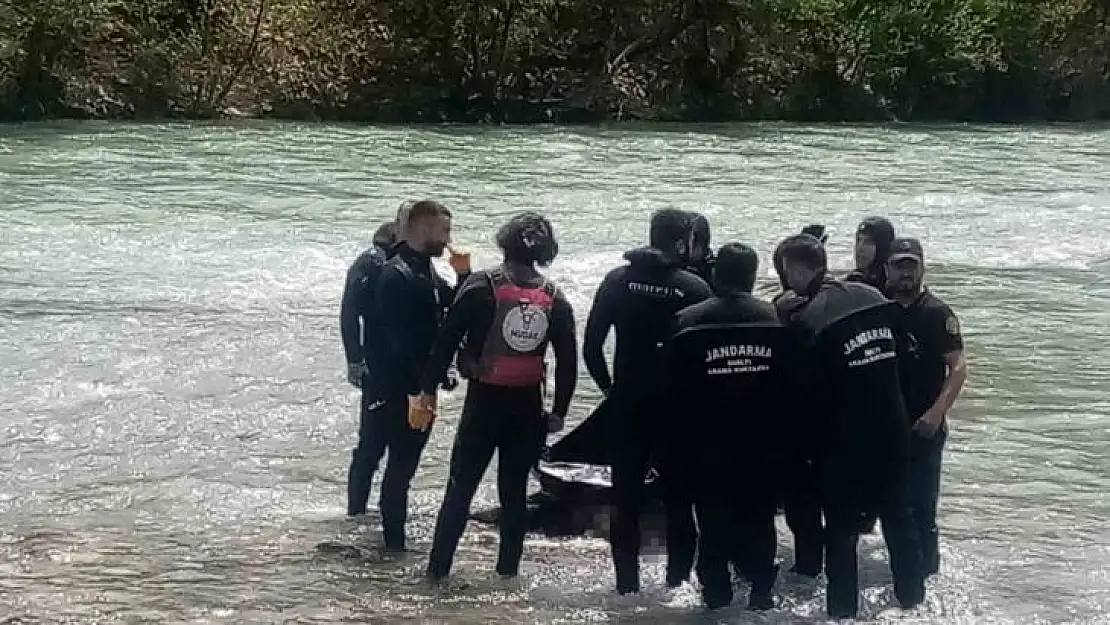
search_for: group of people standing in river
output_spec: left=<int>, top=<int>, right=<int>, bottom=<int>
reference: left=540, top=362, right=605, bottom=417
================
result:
left=339, top=200, right=968, bottom=619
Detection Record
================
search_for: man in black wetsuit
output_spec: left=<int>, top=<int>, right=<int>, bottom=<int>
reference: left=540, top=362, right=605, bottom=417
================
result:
left=663, top=243, right=785, bottom=610
left=846, top=217, right=896, bottom=290
left=686, top=212, right=715, bottom=286
left=885, top=237, right=968, bottom=577
left=350, top=199, right=457, bottom=551
left=583, top=208, right=713, bottom=595
left=775, top=234, right=925, bottom=619
left=416, top=212, right=578, bottom=582
left=340, top=202, right=411, bottom=390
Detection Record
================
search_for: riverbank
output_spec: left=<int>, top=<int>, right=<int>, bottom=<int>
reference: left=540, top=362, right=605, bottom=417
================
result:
left=3, top=0, right=1109, bottom=124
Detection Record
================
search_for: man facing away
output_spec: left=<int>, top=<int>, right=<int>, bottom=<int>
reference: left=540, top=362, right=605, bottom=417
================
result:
left=775, top=233, right=925, bottom=619
left=583, top=208, right=713, bottom=595
left=884, top=237, right=968, bottom=577
left=662, top=243, right=786, bottom=610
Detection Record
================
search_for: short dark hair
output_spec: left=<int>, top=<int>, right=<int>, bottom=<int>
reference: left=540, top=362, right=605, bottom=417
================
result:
left=649, top=209, right=692, bottom=251
left=777, top=234, right=827, bottom=270
left=714, top=243, right=758, bottom=293
left=496, top=212, right=559, bottom=267
left=372, top=221, right=396, bottom=249
left=407, top=200, right=452, bottom=225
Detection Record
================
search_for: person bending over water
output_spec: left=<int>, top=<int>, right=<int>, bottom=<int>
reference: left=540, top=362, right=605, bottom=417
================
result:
left=415, top=212, right=578, bottom=582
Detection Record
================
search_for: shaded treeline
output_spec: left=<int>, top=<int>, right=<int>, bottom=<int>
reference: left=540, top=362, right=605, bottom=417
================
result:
left=2, top=0, right=1109, bottom=122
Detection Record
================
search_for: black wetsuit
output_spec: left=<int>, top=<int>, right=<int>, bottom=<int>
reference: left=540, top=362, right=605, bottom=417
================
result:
left=686, top=252, right=715, bottom=287
left=349, top=242, right=458, bottom=549
left=583, top=247, right=713, bottom=593
left=664, top=292, right=786, bottom=609
left=421, top=268, right=578, bottom=579
left=897, top=288, right=963, bottom=576
left=776, top=275, right=925, bottom=619
left=845, top=265, right=887, bottom=291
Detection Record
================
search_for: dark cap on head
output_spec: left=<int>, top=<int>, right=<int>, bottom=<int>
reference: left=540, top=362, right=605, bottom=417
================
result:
left=858, top=216, right=895, bottom=246
left=888, top=237, right=924, bottom=263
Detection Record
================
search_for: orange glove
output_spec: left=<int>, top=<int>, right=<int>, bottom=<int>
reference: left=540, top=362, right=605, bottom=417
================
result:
left=407, top=393, right=437, bottom=431
left=448, top=246, right=471, bottom=275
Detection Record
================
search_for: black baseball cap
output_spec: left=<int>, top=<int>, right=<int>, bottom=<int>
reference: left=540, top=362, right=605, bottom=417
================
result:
left=888, top=237, right=924, bottom=263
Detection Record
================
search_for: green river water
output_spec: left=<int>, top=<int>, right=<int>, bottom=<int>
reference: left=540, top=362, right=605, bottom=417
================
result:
left=1, top=122, right=1108, bottom=624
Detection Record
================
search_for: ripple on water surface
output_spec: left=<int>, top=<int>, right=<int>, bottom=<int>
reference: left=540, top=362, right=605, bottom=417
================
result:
left=1, top=122, right=1109, bottom=623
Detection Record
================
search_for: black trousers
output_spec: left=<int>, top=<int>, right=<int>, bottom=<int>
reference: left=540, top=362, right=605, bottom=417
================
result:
left=607, top=395, right=697, bottom=594
left=783, top=456, right=824, bottom=576
left=909, top=428, right=947, bottom=576
left=347, top=394, right=431, bottom=549
left=427, top=383, right=546, bottom=579
left=695, top=492, right=778, bottom=610
left=822, top=460, right=925, bottom=619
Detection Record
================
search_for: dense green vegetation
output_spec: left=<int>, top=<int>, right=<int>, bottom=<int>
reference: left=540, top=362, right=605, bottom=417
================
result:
left=2, top=0, right=1109, bottom=122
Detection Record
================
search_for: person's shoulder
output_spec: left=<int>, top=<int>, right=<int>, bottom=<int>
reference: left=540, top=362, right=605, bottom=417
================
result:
left=674, top=267, right=712, bottom=295
left=917, top=288, right=961, bottom=334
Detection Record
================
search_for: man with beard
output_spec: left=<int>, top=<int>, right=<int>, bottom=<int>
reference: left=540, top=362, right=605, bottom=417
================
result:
left=885, top=237, right=968, bottom=577
left=685, top=212, right=715, bottom=286
left=583, top=208, right=713, bottom=595
left=353, top=200, right=456, bottom=551
left=775, top=233, right=925, bottom=619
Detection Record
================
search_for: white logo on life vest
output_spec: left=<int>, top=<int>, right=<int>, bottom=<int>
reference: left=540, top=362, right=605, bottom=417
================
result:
left=502, top=304, right=549, bottom=352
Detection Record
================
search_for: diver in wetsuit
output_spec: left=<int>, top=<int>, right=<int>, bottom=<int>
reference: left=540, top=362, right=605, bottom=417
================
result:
left=846, top=217, right=896, bottom=290
left=354, top=200, right=460, bottom=551
left=663, top=243, right=786, bottom=610
left=418, top=212, right=578, bottom=581
left=775, top=234, right=925, bottom=619
left=583, top=209, right=713, bottom=595
left=340, top=202, right=411, bottom=391
left=686, top=213, right=715, bottom=286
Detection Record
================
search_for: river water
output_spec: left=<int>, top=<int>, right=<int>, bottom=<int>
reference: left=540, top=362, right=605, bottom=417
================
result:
left=1, top=122, right=1109, bottom=624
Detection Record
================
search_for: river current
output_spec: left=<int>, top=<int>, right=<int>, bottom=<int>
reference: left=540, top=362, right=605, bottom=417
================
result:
left=1, top=122, right=1109, bottom=624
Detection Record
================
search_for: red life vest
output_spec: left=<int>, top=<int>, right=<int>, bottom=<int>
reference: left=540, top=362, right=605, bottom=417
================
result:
left=477, top=269, right=556, bottom=388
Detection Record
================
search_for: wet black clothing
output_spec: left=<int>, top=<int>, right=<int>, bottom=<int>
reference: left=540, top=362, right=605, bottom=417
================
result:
left=368, top=242, right=455, bottom=400
left=421, top=267, right=577, bottom=580
left=775, top=276, right=925, bottom=618
left=845, top=266, right=887, bottom=291
left=340, top=242, right=394, bottom=368
left=347, top=242, right=460, bottom=544
left=663, top=292, right=787, bottom=609
left=686, top=252, right=715, bottom=287
left=418, top=268, right=578, bottom=417
left=427, top=383, right=547, bottom=578
left=584, top=247, right=713, bottom=393
left=583, top=246, right=711, bottom=593
left=898, top=288, right=964, bottom=575
left=346, top=396, right=430, bottom=547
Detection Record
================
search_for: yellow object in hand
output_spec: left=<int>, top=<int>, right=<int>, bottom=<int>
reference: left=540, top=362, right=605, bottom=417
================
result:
left=407, top=393, right=437, bottom=431
left=448, top=246, right=472, bottom=275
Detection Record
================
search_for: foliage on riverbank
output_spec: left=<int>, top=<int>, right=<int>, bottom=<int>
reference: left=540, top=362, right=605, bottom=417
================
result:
left=2, top=0, right=1109, bottom=123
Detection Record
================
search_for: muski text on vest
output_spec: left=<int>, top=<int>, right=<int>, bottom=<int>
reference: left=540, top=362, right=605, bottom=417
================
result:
left=501, top=303, right=549, bottom=353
